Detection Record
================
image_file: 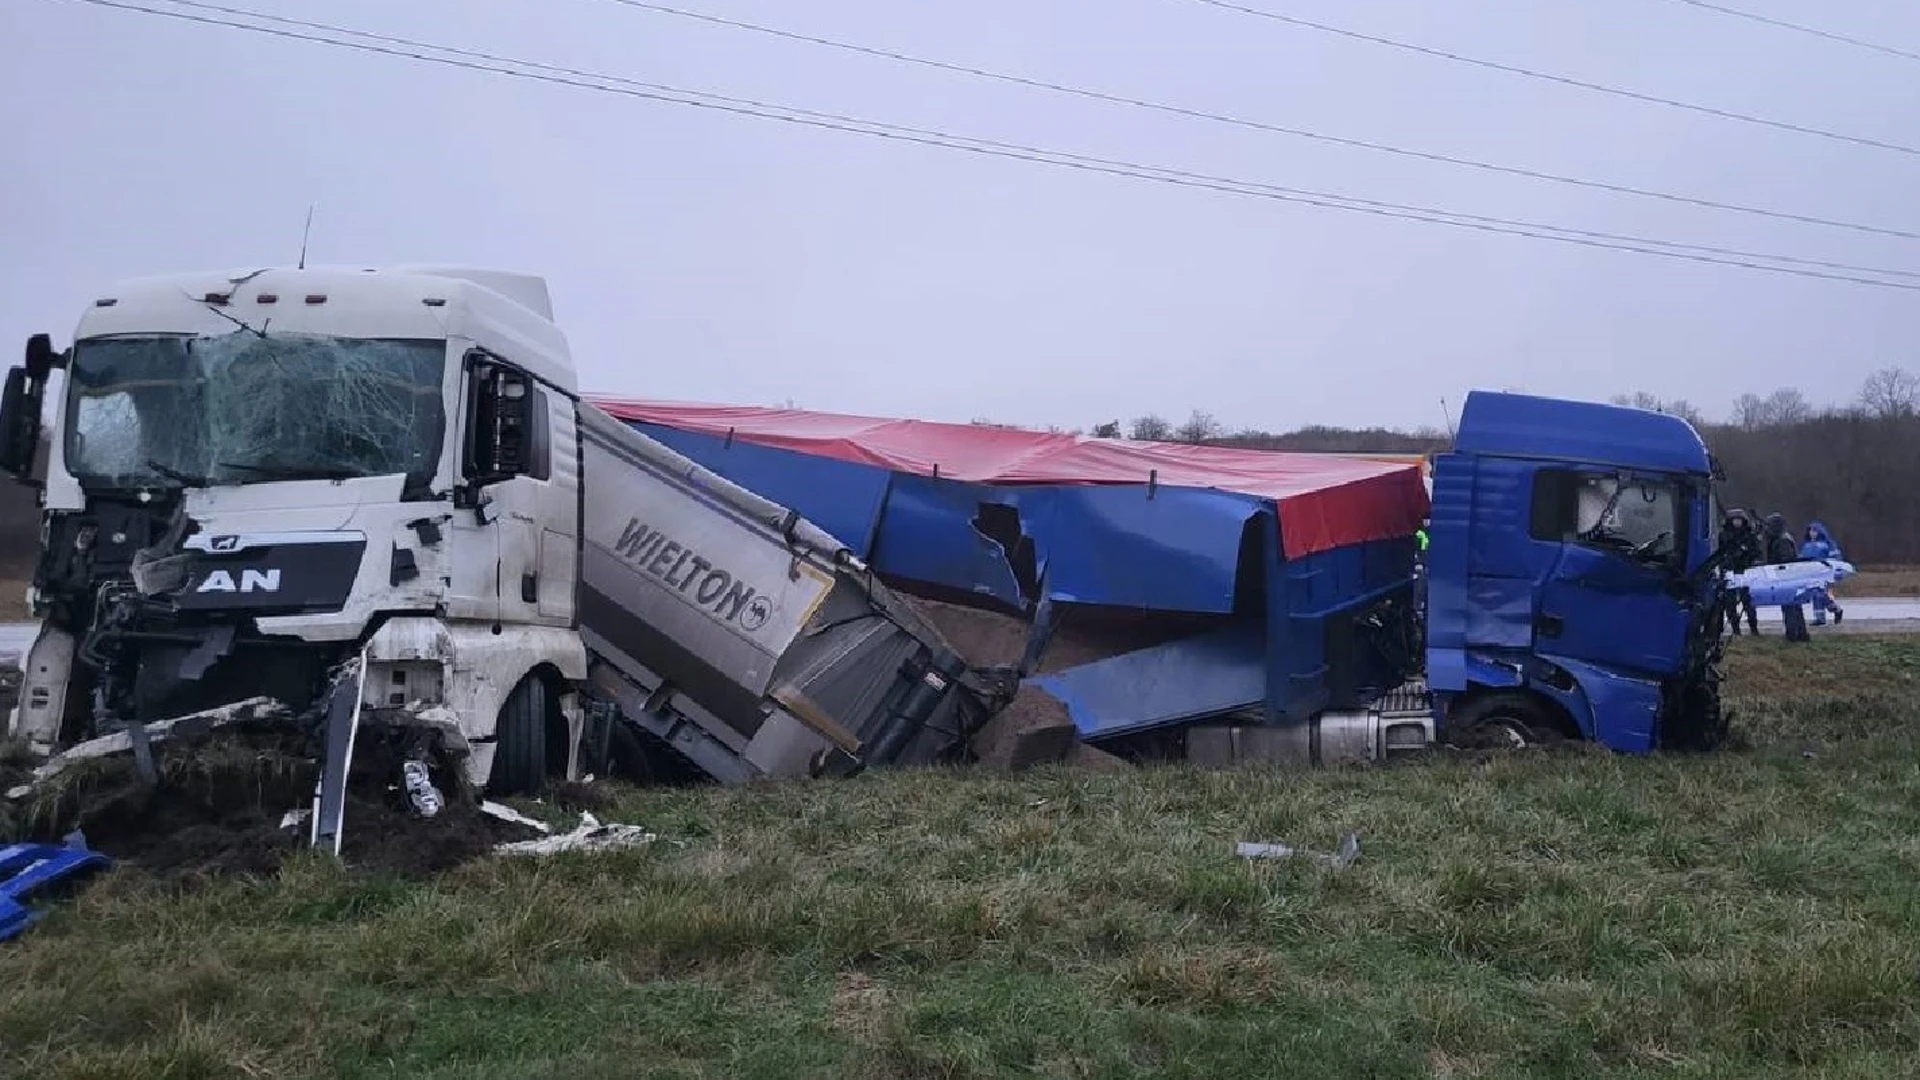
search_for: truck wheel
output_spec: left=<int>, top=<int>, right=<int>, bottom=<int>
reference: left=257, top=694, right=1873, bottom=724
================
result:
left=489, top=676, right=550, bottom=796
left=1445, top=692, right=1565, bottom=750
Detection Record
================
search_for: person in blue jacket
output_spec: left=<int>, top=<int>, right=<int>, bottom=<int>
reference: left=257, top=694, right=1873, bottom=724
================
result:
left=1799, top=521, right=1846, bottom=626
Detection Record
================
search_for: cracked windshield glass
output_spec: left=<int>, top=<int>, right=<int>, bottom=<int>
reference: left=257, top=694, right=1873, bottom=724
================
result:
left=1576, top=475, right=1678, bottom=558
left=64, top=333, right=446, bottom=491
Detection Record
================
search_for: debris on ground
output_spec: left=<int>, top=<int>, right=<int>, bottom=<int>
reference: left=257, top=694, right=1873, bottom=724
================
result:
left=495, top=812, right=658, bottom=856
left=402, top=759, right=443, bottom=818
left=479, top=801, right=553, bottom=834
left=2, top=834, right=111, bottom=942
left=1236, top=832, right=1362, bottom=869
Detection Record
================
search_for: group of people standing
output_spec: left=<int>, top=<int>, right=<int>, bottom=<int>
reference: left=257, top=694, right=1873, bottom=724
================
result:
left=1716, top=510, right=1846, bottom=643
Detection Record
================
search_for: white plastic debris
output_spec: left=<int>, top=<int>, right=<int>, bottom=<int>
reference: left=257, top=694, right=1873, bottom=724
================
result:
left=279, top=809, right=312, bottom=831
left=1236, top=832, right=1361, bottom=869
left=401, top=760, right=442, bottom=818
left=494, top=812, right=657, bottom=856
left=479, top=801, right=553, bottom=834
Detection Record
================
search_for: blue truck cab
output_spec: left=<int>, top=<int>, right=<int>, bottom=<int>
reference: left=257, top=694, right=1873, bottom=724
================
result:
left=1424, top=391, right=1725, bottom=752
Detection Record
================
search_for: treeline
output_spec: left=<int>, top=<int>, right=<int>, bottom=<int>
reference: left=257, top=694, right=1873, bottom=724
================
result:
left=1079, top=367, right=1920, bottom=565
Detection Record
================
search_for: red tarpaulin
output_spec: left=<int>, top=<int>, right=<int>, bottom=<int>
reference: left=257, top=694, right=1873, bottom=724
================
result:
left=591, top=398, right=1430, bottom=559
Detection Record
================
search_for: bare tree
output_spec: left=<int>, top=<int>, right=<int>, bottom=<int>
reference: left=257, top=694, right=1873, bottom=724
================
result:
left=1731, top=393, right=1768, bottom=430
left=1174, top=410, right=1224, bottom=444
left=1764, top=388, right=1813, bottom=426
left=1128, top=414, right=1172, bottom=441
left=1662, top=399, right=1707, bottom=428
left=1735, top=388, right=1814, bottom=429
left=1613, top=391, right=1707, bottom=427
left=1859, top=367, right=1920, bottom=419
left=1611, top=392, right=1664, bottom=412
left=1089, top=420, right=1123, bottom=439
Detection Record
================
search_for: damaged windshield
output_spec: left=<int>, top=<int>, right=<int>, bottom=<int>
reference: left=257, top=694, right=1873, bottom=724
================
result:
left=64, top=333, right=446, bottom=493
left=1531, top=468, right=1685, bottom=565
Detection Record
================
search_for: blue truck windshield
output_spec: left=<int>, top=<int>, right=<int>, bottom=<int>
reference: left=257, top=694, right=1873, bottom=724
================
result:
left=64, top=333, right=446, bottom=492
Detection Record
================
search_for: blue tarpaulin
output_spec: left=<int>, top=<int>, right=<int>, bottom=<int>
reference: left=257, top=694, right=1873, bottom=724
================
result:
left=635, top=422, right=1267, bottom=614
left=625, top=417, right=1421, bottom=737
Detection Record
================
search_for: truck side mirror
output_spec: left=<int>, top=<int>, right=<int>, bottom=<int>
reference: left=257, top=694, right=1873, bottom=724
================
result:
left=24, top=333, right=63, bottom=380
left=465, top=361, right=533, bottom=483
left=0, top=365, right=45, bottom=481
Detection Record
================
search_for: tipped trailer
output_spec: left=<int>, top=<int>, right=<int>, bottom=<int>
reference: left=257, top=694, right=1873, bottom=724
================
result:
left=1, top=266, right=993, bottom=849
left=611, top=390, right=1730, bottom=764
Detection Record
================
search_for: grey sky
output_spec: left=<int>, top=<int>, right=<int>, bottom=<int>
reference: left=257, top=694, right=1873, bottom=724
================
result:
left=4, top=0, right=1916, bottom=433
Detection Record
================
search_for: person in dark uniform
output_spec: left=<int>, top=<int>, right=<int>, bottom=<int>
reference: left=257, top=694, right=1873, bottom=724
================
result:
left=1763, top=513, right=1810, bottom=643
left=1717, top=508, right=1761, bottom=636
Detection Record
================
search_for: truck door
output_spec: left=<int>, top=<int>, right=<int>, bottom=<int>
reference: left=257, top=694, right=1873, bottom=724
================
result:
left=1527, top=468, right=1690, bottom=676
left=451, top=355, right=577, bottom=627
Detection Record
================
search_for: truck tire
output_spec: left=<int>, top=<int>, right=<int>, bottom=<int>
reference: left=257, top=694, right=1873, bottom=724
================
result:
left=1444, top=692, right=1568, bottom=750
left=490, top=676, right=550, bottom=796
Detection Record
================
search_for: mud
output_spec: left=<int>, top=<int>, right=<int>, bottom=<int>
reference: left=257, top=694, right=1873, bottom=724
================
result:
left=7, top=732, right=540, bottom=882
left=551, top=779, right=611, bottom=813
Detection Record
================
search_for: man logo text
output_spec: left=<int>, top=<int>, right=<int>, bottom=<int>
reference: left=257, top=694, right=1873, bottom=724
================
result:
left=196, top=569, right=283, bottom=594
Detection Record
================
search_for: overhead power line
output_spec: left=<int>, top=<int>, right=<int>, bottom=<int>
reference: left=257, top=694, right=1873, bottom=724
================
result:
left=56, top=0, right=1920, bottom=294
left=1662, top=0, right=1920, bottom=64
left=1174, top=0, right=1920, bottom=157
left=588, top=0, right=1920, bottom=243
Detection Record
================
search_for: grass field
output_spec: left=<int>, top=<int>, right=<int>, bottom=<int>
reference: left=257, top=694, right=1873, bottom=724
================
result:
left=4, top=637, right=1920, bottom=1078
left=1840, top=567, right=1920, bottom=598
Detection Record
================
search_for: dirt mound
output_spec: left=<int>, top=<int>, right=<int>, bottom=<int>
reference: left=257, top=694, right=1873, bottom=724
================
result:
left=897, top=593, right=1223, bottom=770
left=551, top=779, right=611, bottom=813
left=9, top=733, right=539, bottom=882
left=897, top=594, right=1219, bottom=676
left=971, top=684, right=1078, bottom=770
left=339, top=795, right=532, bottom=876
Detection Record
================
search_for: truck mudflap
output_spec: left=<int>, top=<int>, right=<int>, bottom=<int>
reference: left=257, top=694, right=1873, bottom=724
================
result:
left=309, top=656, right=366, bottom=856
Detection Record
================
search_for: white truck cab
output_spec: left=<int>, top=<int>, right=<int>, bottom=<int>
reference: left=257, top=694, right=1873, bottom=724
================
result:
left=2, top=266, right=985, bottom=847
left=8, top=266, right=590, bottom=792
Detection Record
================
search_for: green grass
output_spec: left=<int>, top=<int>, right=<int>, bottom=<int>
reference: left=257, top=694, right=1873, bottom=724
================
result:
left=6, top=637, right=1920, bottom=1078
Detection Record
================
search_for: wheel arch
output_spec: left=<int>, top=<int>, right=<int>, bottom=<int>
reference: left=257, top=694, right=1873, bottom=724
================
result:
left=1443, top=685, right=1584, bottom=741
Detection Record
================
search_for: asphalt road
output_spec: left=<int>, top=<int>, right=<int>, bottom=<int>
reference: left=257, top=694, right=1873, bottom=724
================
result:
left=0, top=622, right=34, bottom=668
left=1750, top=597, right=1920, bottom=634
